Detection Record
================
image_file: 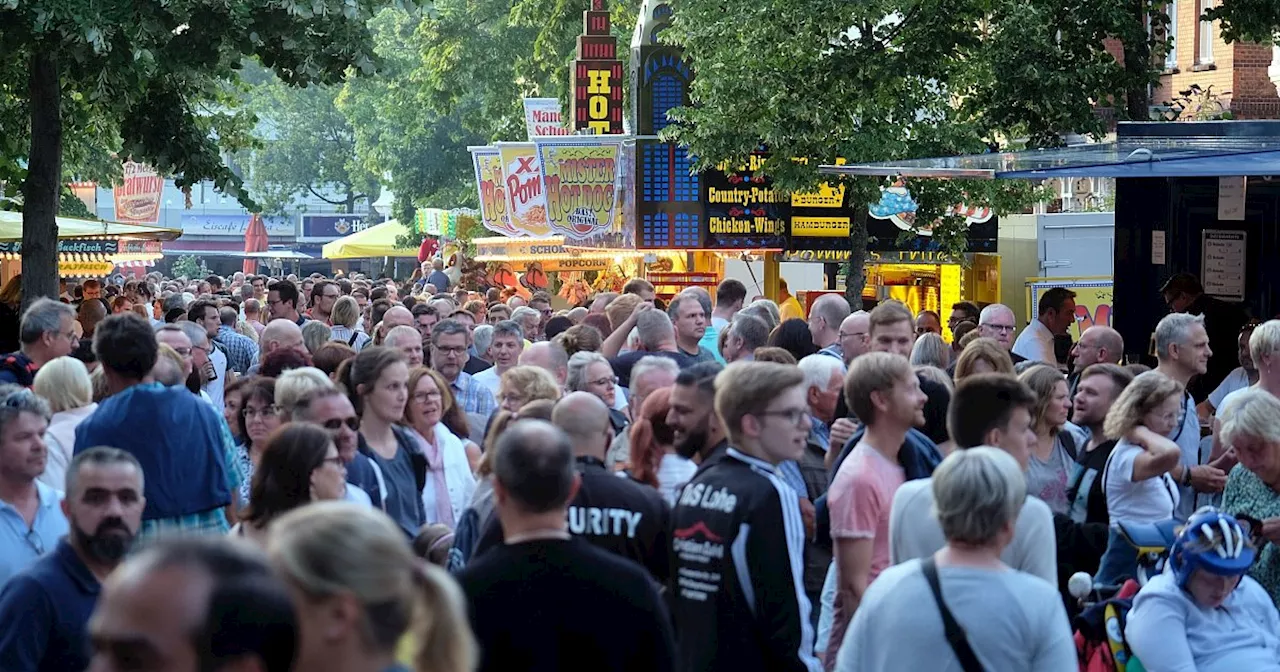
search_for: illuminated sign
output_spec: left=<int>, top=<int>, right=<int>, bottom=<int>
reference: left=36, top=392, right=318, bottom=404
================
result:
left=570, top=0, right=624, bottom=134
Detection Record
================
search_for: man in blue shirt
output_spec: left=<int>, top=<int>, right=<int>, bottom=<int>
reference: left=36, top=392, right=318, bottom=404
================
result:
left=0, top=385, right=67, bottom=586
left=75, top=315, right=232, bottom=537
left=0, top=447, right=145, bottom=671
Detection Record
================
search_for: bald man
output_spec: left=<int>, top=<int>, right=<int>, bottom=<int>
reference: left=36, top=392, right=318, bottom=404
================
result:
left=837, top=311, right=871, bottom=366
left=809, top=294, right=852, bottom=360
left=519, top=341, right=569, bottom=387
left=471, top=393, right=671, bottom=581
left=1068, top=325, right=1124, bottom=400
left=253, top=319, right=307, bottom=375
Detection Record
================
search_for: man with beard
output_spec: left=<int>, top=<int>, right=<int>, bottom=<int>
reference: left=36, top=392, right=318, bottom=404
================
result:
left=666, top=361, right=727, bottom=468
left=0, top=447, right=145, bottom=670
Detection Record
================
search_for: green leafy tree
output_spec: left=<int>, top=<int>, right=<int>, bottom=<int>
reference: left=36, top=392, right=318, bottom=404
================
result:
left=1, top=0, right=383, bottom=308
left=338, top=8, right=488, bottom=231
left=246, top=65, right=379, bottom=215
left=664, top=0, right=1174, bottom=305
left=171, top=254, right=211, bottom=281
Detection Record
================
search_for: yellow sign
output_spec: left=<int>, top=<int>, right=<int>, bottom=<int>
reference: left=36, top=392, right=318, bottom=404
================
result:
left=781, top=249, right=963, bottom=264
left=60, top=260, right=115, bottom=277
left=496, top=143, right=554, bottom=238
left=1028, top=278, right=1113, bottom=341
left=792, top=217, right=850, bottom=237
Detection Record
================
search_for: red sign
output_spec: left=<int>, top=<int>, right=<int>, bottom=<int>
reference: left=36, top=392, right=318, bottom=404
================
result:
left=113, top=162, right=163, bottom=225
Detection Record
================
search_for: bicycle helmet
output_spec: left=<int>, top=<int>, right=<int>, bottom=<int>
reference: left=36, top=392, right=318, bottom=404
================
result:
left=1169, top=507, right=1256, bottom=589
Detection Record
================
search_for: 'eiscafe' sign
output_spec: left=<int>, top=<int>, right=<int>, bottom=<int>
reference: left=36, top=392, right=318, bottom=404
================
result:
left=570, top=0, right=624, bottom=134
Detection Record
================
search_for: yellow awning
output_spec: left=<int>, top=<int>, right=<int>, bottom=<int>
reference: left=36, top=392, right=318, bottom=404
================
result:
left=322, top=219, right=419, bottom=259
left=0, top=211, right=183, bottom=241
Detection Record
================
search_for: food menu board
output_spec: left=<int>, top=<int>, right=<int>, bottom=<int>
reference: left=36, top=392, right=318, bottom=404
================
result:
left=700, top=153, right=787, bottom=249
left=469, top=146, right=516, bottom=236
left=496, top=143, right=554, bottom=239
left=535, top=138, right=623, bottom=243
left=1201, top=229, right=1247, bottom=301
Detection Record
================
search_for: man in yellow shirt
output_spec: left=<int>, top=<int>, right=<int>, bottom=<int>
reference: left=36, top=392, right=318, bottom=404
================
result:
left=778, top=278, right=805, bottom=322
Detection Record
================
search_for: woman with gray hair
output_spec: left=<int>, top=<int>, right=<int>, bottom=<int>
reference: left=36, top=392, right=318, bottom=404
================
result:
left=567, top=350, right=629, bottom=435
left=909, top=332, right=950, bottom=370
left=33, top=356, right=97, bottom=490
left=328, top=295, right=371, bottom=351
left=1221, top=388, right=1280, bottom=604
left=836, top=448, right=1074, bottom=670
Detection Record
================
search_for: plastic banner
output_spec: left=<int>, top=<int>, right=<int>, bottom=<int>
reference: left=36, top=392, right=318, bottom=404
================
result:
left=535, top=138, right=623, bottom=242
left=496, top=143, right=553, bottom=238
left=469, top=146, right=516, bottom=237
left=1028, top=277, right=1112, bottom=341
left=113, top=162, right=163, bottom=224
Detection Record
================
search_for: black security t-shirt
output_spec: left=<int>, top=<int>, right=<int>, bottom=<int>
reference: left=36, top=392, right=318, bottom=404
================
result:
left=471, top=457, right=671, bottom=582
left=456, top=538, right=676, bottom=672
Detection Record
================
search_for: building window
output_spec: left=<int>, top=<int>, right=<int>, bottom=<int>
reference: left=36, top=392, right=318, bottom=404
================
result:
left=1165, top=1, right=1178, bottom=71
left=1198, top=0, right=1214, bottom=64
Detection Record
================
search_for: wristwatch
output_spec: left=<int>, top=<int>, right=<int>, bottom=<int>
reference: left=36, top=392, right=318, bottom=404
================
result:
left=1182, top=465, right=1193, bottom=487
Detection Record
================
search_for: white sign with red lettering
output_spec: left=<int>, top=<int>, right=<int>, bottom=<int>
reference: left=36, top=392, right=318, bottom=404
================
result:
left=523, top=98, right=572, bottom=140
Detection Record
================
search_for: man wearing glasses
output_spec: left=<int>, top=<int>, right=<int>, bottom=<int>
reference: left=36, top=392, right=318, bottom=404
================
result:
left=291, top=387, right=374, bottom=507
left=978, top=303, right=1028, bottom=364
left=0, top=299, right=77, bottom=387
left=307, top=280, right=342, bottom=325
left=0, top=385, right=67, bottom=585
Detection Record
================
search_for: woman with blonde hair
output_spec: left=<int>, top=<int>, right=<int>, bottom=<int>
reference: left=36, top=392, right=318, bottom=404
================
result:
left=496, top=365, right=561, bottom=414
left=1094, top=370, right=1186, bottom=586
left=953, top=337, right=1015, bottom=381
left=275, top=366, right=334, bottom=416
left=1018, top=364, right=1081, bottom=515
left=267, top=502, right=478, bottom=672
left=33, top=356, right=96, bottom=489
left=330, top=295, right=372, bottom=350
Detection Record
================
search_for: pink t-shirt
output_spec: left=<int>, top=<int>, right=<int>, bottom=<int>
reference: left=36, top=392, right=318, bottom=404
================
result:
left=824, top=441, right=905, bottom=670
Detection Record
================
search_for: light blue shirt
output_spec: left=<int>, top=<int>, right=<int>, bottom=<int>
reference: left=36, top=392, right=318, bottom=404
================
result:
left=1127, top=570, right=1280, bottom=672
left=699, top=323, right=725, bottom=364
left=0, top=481, right=69, bottom=586
left=1171, top=392, right=1201, bottom=520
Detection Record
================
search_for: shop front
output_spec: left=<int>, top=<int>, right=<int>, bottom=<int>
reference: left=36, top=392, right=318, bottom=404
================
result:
left=0, top=212, right=178, bottom=282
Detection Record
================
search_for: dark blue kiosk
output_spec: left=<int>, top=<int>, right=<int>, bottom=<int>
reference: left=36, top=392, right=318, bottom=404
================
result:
left=822, top=120, right=1280, bottom=398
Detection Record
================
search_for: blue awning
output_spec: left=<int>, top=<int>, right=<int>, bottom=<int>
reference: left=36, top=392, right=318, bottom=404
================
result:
left=819, top=121, right=1280, bottom=180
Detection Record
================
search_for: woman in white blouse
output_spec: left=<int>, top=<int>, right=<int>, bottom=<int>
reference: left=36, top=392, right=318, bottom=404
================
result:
left=402, top=366, right=476, bottom=528
left=33, top=356, right=97, bottom=490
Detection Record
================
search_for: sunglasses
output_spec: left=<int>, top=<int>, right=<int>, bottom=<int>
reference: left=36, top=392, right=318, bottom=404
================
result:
left=321, top=417, right=360, bottom=431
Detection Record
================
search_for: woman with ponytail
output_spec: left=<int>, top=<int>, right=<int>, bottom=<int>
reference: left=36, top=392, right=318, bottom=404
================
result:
left=268, top=502, right=478, bottom=672
left=336, top=346, right=426, bottom=538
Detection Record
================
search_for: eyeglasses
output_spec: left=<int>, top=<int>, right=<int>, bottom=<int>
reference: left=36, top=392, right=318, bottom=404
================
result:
left=756, top=408, right=809, bottom=427
left=434, top=346, right=467, bottom=356
left=587, top=375, right=618, bottom=387
left=413, top=390, right=444, bottom=404
left=242, top=405, right=280, bottom=419
left=839, top=331, right=867, bottom=340
left=983, top=324, right=1016, bottom=334
left=172, top=347, right=193, bottom=357
left=321, top=417, right=360, bottom=431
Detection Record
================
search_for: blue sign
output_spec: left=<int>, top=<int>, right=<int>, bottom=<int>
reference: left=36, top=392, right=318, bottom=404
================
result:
left=301, top=213, right=385, bottom=240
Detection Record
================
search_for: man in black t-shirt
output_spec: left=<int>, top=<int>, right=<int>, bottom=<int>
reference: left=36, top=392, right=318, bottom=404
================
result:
left=456, top=420, right=676, bottom=672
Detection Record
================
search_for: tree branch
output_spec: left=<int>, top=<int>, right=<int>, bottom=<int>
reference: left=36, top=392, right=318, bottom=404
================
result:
left=307, top=184, right=347, bottom=204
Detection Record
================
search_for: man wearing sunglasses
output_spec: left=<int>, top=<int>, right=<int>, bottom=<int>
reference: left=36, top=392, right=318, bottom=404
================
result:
left=292, top=387, right=374, bottom=507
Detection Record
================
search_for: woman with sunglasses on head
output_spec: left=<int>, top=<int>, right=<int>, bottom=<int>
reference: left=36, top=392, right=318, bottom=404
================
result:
left=402, top=367, right=475, bottom=530
left=231, top=423, right=348, bottom=545
left=232, top=377, right=281, bottom=512
left=1125, top=507, right=1280, bottom=672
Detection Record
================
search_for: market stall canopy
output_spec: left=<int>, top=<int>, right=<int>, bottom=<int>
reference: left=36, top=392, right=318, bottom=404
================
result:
left=0, top=211, right=182, bottom=241
left=245, top=248, right=313, bottom=260
left=322, top=219, right=418, bottom=259
left=819, top=121, right=1280, bottom=180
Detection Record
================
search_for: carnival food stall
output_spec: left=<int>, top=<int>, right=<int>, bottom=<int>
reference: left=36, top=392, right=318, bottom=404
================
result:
left=0, top=212, right=179, bottom=280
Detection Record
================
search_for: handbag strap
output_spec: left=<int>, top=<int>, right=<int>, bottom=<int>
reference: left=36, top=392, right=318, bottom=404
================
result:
left=921, top=558, right=984, bottom=672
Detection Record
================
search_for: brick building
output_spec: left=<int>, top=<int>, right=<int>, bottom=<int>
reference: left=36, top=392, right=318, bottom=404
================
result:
left=1151, top=1, right=1280, bottom=119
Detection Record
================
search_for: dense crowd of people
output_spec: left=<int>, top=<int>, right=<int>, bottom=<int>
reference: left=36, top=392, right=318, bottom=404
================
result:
left=0, top=265, right=1278, bottom=671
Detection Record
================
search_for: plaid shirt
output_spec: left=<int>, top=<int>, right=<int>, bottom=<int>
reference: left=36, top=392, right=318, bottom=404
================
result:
left=216, top=325, right=259, bottom=375
left=451, top=371, right=496, bottom=418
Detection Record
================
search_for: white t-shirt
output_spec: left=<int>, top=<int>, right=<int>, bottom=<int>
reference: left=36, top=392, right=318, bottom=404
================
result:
left=204, top=347, right=227, bottom=410
left=1104, top=438, right=1180, bottom=523
left=889, top=478, right=1057, bottom=585
left=1210, top=367, right=1252, bottom=410
left=1011, top=319, right=1057, bottom=365
left=472, top=366, right=502, bottom=399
